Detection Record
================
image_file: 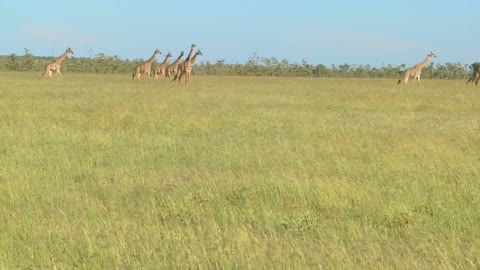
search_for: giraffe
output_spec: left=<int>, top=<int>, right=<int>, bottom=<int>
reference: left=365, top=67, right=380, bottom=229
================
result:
left=168, top=44, right=196, bottom=79
left=184, top=43, right=196, bottom=62
left=466, top=62, right=480, bottom=87
left=152, top=52, right=172, bottom=80
left=172, top=50, right=203, bottom=84
left=132, top=48, right=161, bottom=80
left=43, top=47, right=74, bottom=79
left=397, top=52, right=436, bottom=85
left=166, top=51, right=185, bottom=80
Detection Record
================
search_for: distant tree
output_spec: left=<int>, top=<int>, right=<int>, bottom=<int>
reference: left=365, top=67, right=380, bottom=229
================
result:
left=23, top=48, right=34, bottom=71
left=422, top=62, right=435, bottom=79
left=215, top=59, right=226, bottom=76
left=300, top=59, right=313, bottom=77
left=314, top=64, right=329, bottom=77
left=380, top=64, right=399, bottom=78
left=8, top=54, right=18, bottom=71
left=269, top=57, right=280, bottom=76
left=245, top=53, right=261, bottom=76
left=354, top=65, right=367, bottom=78
left=338, top=64, right=351, bottom=77
left=203, top=61, right=214, bottom=75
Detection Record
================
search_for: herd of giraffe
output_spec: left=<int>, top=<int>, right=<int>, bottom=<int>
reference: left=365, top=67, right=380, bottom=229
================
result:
left=129, top=43, right=203, bottom=83
left=43, top=43, right=203, bottom=84
left=43, top=47, right=479, bottom=86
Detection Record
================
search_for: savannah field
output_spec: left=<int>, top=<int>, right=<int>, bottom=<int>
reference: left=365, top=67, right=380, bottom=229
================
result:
left=0, top=72, right=479, bottom=269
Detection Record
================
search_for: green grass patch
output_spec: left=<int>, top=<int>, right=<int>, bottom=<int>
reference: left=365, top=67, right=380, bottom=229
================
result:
left=1, top=72, right=479, bottom=268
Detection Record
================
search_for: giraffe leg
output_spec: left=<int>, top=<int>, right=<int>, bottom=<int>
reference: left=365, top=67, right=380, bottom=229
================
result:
left=177, top=73, right=182, bottom=83
left=177, top=69, right=183, bottom=82
left=177, top=72, right=184, bottom=84
left=398, top=71, right=409, bottom=85
left=133, top=67, right=140, bottom=79
left=172, top=68, right=181, bottom=82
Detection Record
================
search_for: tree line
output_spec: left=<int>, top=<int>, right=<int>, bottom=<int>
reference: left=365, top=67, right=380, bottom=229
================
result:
left=0, top=52, right=474, bottom=80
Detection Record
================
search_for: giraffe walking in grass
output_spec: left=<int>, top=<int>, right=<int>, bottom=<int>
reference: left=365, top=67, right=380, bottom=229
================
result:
left=466, top=62, right=480, bottom=87
left=166, top=51, right=185, bottom=80
left=43, top=47, right=74, bottom=79
left=152, top=52, right=172, bottom=80
left=170, top=44, right=196, bottom=78
left=172, top=50, right=203, bottom=84
left=397, top=52, right=436, bottom=85
left=132, top=48, right=161, bottom=79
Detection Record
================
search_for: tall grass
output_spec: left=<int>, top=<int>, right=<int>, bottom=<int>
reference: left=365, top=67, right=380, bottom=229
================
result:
left=0, top=72, right=479, bottom=268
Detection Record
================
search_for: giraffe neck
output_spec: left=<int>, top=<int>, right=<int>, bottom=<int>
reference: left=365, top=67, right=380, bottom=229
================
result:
left=55, top=50, right=70, bottom=63
left=185, top=47, right=195, bottom=62
left=414, top=55, right=432, bottom=69
left=171, top=54, right=184, bottom=65
left=146, top=51, right=158, bottom=64
left=160, top=55, right=171, bottom=65
left=190, top=53, right=200, bottom=65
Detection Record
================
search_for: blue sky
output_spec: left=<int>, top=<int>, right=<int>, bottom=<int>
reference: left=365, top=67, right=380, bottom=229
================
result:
left=1, top=0, right=478, bottom=66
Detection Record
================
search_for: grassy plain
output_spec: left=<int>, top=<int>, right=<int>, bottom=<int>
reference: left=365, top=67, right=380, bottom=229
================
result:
left=0, top=72, right=479, bottom=268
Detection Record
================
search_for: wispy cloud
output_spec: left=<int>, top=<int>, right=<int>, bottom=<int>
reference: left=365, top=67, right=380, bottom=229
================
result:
left=288, top=28, right=427, bottom=53
left=281, top=27, right=433, bottom=65
left=13, top=24, right=102, bottom=54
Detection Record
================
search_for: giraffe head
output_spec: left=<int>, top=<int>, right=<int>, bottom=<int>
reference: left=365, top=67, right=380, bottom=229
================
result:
left=428, top=51, right=436, bottom=58
left=179, top=51, right=185, bottom=56
left=67, top=47, right=74, bottom=54
left=191, top=44, right=196, bottom=49
left=154, top=48, right=161, bottom=55
left=196, top=50, right=203, bottom=56
left=166, top=52, right=172, bottom=57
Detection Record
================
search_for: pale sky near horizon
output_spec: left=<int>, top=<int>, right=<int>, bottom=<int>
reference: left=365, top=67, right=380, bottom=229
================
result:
left=1, top=0, right=478, bottom=67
